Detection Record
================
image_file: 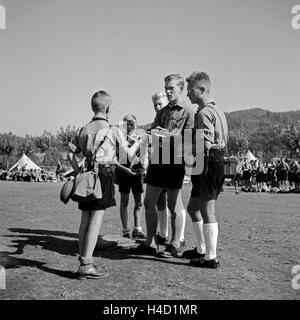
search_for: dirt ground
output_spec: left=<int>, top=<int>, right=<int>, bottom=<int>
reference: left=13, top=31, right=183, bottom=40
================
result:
left=0, top=181, right=299, bottom=300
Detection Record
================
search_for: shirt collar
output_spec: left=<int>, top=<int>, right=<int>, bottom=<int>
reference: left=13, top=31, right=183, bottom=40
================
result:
left=168, top=99, right=187, bottom=109
left=197, top=100, right=216, bottom=113
left=91, top=116, right=108, bottom=122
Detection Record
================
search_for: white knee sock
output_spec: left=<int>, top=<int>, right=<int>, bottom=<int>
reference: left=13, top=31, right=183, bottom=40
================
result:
left=157, top=209, right=168, bottom=238
left=203, top=222, right=218, bottom=260
left=180, top=209, right=186, bottom=242
left=192, top=221, right=206, bottom=254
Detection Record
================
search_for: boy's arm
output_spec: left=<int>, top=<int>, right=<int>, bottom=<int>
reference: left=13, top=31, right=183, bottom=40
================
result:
left=67, top=151, right=81, bottom=175
left=67, top=133, right=82, bottom=175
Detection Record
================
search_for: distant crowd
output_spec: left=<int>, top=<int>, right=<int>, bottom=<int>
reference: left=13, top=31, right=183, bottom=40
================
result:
left=0, top=167, right=56, bottom=182
left=234, top=157, right=300, bottom=193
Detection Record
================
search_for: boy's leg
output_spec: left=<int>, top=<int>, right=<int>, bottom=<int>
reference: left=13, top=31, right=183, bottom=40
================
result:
left=158, top=188, right=185, bottom=258
left=143, top=185, right=162, bottom=247
left=82, top=210, right=105, bottom=258
left=78, top=210, right=90, bottom=256
left=120, top=193, right=130, bottom=236
left=129, top=184, right=161, bottom=255
left=132, top=193, right=145, bottom=239
left=179, top=190, right=186, bottom=243
left=166, top=188, right=184, bottom=248
left=184, top=197, right=206, bottom=257
left=132, top=192, right=143, bottom=228
left=78, top=209, right=108, bottom=279
left=156, top=190, right=169, bottom=238
left=199, top=199, right=219, bottom=262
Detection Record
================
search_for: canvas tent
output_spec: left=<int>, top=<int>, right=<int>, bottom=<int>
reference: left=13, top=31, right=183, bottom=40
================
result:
left=9, top=153, right=41, bottom=172
left=235, top=150, right=257, bottom=173
left=244, top=150, right=257, bottom=162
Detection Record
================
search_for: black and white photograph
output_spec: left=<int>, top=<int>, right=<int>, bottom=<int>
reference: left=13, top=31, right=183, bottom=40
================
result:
left=0, top=0, right=299, bottom=308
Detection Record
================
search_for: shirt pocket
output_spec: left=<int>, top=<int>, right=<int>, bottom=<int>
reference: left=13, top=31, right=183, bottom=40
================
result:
left=169, top=116, right=186, bottom=131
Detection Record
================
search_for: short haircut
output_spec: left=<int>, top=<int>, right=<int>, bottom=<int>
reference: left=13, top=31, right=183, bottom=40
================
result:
left=123, top=114, right=137, bottom=122
left=151, top=91, right=167, bottom=102
left=164, top=74, right=185, bottom=90
left=91, top=91, right=112, bottom=113
left=186, top=71, right=211, bottom=86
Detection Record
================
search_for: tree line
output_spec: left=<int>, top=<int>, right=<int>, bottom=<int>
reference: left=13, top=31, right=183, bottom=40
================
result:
left=0, top=125, right=77, bottom=170
left=225, top=108, right=300, bottom=161
left=1, top=110, right=300, bottom=170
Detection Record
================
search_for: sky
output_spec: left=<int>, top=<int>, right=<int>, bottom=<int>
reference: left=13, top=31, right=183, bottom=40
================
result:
left=0, top=0, right=299, bottom=136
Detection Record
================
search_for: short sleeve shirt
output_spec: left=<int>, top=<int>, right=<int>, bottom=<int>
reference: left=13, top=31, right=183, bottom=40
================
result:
left=73, top=117, right=110, bottom=159
left=194, top=101, right=228, bottom=149
left=73, top=118, right=132, bottom=165
left=152, top=101, right=195, bottom=133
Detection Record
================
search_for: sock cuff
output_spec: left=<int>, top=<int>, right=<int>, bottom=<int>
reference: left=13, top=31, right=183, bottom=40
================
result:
left=203, top=222, right=218, bottom=227
left=122, top=229, right=130, bottom=234
left=192, top=220, right=203, bottom=226
left=133, top=227, right=142, bottom=232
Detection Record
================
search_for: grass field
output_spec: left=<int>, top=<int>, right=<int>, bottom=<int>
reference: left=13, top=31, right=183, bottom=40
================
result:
left=0, top=181, right=299, bottom=300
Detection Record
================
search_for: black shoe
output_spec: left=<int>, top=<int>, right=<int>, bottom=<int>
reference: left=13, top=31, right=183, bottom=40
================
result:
left=182, top=247, right=205, bottom=260
left=156, top=233, right=169, bottom=245
left=77, top=265, right=110, bottom=280
left=128, top=243, right=157, bottom=256
left=158, top=243, right=185, bottom=258
left=189, top=257, right=220, bottom=269
left=132, top=230, right=146, bottom=240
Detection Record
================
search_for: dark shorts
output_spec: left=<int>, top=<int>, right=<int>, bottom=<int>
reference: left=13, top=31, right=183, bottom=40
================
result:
left=242, top=170, right=251, bottom=180
left=114, top=166, right=144, bottom=194
left=191, top=150, right=225, bottom=200
left=78, top=165, right=116, bottom=211
left=145, top=163, right=185, bottom=189
left=277, top=170, right=288, bottom=181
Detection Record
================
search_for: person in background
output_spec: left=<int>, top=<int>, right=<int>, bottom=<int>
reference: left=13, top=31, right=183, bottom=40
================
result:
left=151, top=92, right=170, bottom=245
left=115, top=114, right=147, bottom=240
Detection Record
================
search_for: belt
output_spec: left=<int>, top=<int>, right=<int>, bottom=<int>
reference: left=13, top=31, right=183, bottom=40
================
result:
left=210, top=145, right=225, bottom=151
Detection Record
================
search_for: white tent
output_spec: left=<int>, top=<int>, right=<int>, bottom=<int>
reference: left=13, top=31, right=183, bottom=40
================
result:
left=9, top=153, right=41, bottom=172
left=235, top=150, right=257, bottom=173
left=244, top=150, right=257, bottom=162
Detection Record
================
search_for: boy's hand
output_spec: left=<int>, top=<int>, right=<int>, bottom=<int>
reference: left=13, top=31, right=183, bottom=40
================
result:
left=154, top=126, right=168, bottom=132
left=134, top=167, right=146, bottom=177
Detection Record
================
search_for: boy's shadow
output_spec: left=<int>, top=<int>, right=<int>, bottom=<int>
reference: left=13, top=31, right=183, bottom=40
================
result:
left=4, top=228, right=187, bottom=280
left=7, top=228, right=78, bottom=256
left=2, top=228, right=80, bottom=279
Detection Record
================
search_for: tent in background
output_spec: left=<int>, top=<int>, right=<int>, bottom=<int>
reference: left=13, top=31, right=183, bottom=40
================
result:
left=9, top=153, right=41, bottom=172
left=244, top=150, right=257, bottom=162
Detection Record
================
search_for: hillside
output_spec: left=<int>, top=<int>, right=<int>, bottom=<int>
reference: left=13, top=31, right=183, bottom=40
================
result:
left=139, top=108, right=300, bottom=160
left=225, top=108, right=300, bottom=131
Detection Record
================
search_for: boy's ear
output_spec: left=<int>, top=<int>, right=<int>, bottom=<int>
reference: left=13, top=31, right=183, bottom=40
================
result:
left=106, top=106, right=110, bottom=115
